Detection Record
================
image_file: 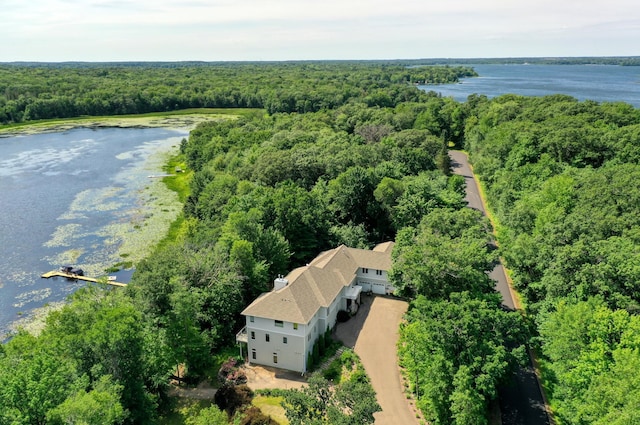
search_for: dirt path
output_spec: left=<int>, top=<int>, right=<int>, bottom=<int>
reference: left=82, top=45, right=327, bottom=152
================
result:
left=335, top=295, right=418, bottom=425
left=243, top=364, right=307, bottom=391
left=450, top=150, right=551, bottom=425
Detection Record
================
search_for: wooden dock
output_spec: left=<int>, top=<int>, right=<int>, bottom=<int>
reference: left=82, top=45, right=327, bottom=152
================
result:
left=41, top=270, right=127, bottom=287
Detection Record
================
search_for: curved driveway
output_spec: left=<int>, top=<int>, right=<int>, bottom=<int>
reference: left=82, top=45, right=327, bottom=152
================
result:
left=335, top=295, right=417, bottom=425
left=450, top=151, right=551, bottom=425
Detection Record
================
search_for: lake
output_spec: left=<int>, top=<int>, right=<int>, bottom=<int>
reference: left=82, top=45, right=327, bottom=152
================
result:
left=0, top=127, right=187, bottom=339
left=422, top=64, right=640, bottom=107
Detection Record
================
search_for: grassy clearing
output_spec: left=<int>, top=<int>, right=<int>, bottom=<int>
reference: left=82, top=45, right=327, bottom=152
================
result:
left=163, top=155, right=191, bottom=202
left=252, top=396, right=289, bottom=425
left=148, top=153, right=194, bottom=252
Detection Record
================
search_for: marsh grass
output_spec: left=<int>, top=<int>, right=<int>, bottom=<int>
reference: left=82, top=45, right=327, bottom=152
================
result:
left=0, top=108, right=263, bottom=136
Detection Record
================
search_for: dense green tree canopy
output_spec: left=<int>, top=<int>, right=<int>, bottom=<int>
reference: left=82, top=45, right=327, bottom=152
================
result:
left=465, top=93, right=640, bottom=424
left=0, top=63, right=475, bottom=124
left=398, top=293, right=527, bottom=425
left=390, top=208, right=495, bottom=298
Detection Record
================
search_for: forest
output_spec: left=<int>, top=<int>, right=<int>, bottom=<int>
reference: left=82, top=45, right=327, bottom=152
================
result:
left=1, top=62, right=639, bottom=424
left=464, top=94, right=640, bottom=423
left=0, top=62, right=475, bottom=123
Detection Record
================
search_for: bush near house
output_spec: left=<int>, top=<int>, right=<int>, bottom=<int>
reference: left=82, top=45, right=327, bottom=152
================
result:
left=218, top=357, right=247, bottom=386
left=214, top=384, right=253, bottom=416
left=337, top=310, right=350, bottom=322
left=238, top=406, right=278, bottom=425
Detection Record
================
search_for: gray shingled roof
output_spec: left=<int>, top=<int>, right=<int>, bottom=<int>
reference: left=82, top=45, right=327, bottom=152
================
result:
left=241, top=242, right=394, bottom=323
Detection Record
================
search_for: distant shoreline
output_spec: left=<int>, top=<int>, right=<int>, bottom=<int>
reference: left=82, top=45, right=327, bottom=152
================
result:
left=2, top=56, right=639, bottom=67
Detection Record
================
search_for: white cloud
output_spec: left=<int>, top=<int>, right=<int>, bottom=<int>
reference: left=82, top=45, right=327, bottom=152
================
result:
left=1, top=0, right=639, bottom=60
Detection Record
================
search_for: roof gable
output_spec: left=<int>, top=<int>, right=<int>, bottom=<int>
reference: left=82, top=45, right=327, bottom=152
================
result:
left=242, top=242, right=394, bottom=323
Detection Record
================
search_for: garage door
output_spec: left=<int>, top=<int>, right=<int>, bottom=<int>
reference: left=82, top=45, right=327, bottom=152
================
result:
left=358, top=281, right=372, bottom=292
left=372, top=282, right=386, bottom=295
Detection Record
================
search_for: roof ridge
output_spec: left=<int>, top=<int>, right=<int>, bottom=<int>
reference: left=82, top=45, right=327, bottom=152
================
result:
left=242, top=243, right=393, bottom=323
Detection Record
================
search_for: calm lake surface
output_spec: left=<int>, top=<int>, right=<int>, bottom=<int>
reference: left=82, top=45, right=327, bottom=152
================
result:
left=423, top=64, right=640, bottom=107
left=0, top=127, right=187, bottom=339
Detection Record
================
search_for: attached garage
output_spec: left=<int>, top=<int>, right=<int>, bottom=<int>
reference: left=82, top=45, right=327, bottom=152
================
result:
left=357, top=281, right=371, bottom=292
left=372, top=282, right=386, bottom=295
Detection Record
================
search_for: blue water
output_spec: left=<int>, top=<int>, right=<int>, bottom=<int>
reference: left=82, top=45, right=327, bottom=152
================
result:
left=0, top=127, right=187, bottom=338
left=422, top=64, right=640, bottom=107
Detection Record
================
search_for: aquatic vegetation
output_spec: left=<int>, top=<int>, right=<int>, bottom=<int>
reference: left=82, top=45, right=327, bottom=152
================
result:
left=13, top=288, right=52, bottom=308
left=2, top=126, right=191, bottom=346
left=6, top=301, right=66, bottom=337
left=38, top=133, right=182, bottom=280
left=44, top=225, right=84, bottom=248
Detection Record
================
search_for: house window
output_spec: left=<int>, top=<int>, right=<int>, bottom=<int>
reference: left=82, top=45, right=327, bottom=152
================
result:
left=250, top=316, right=255, bottom=322
left=275, top=320, right=283, bottom=328
left=266, top=333, right=270, bottom=342
left=273, top=353, right=278, bottom=364
left=293, top=323, right=298, bottom=330
left=250, top=331, right=255, bottom=340
left=251, top=349, right=256, bottom=360
left=376, top=269, right=383, bottom=276
left=283, top=337, right=288, bottom=344
left=362, top=268, right=369, bottom=273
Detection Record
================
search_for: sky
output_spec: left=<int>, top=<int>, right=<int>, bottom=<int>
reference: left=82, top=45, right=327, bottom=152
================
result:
left=2, top=0, right=640, bottom=62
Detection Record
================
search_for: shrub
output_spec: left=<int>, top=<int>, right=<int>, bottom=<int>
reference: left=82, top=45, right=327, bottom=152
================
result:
left=324, top=327, right=332, bottom=347
left=337, top=310, right=350, bottom=322
left=215, top=384, right=254, bottom=416
left=318, top=334, right=326, bottom=356
left=238, top=406, right=278, bottom=425
left=323, top=358, right=342, bottom=383
left=255, top=388, right=292, bottom=397
left=340, top=349, right=356, bottom=368
left=218, top=357, right=247, bottom=385
left=307, top=351, right=314, bottom=371
left=350, top=369, right=369, bottom=384
left=312, top=342, right=320, bottom=365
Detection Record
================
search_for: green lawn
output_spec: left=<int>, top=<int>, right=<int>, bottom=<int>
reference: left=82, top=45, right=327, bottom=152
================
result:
left=252, top=395, right=289, bottom=425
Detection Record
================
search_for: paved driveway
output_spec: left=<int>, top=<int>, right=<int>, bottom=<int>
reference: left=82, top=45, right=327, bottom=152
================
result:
left=335, top=294, right=418, bottom=425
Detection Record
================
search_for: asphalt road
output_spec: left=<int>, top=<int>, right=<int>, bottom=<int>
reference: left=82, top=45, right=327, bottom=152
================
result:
left=450, top=151, right=551, bottom=425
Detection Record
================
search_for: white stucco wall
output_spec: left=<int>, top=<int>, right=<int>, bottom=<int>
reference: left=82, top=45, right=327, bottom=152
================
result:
left=246, top=316, right=308, bottom=372
left=246, top=304, right=340, bottom=372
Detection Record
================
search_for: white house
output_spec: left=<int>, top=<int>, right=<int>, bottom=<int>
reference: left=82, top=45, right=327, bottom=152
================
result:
left=235, top=242, right=395, bottom=373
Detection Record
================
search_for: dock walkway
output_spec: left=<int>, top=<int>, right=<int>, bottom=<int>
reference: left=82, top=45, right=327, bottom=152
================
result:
left=41, top=270, right=127, bottom=287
